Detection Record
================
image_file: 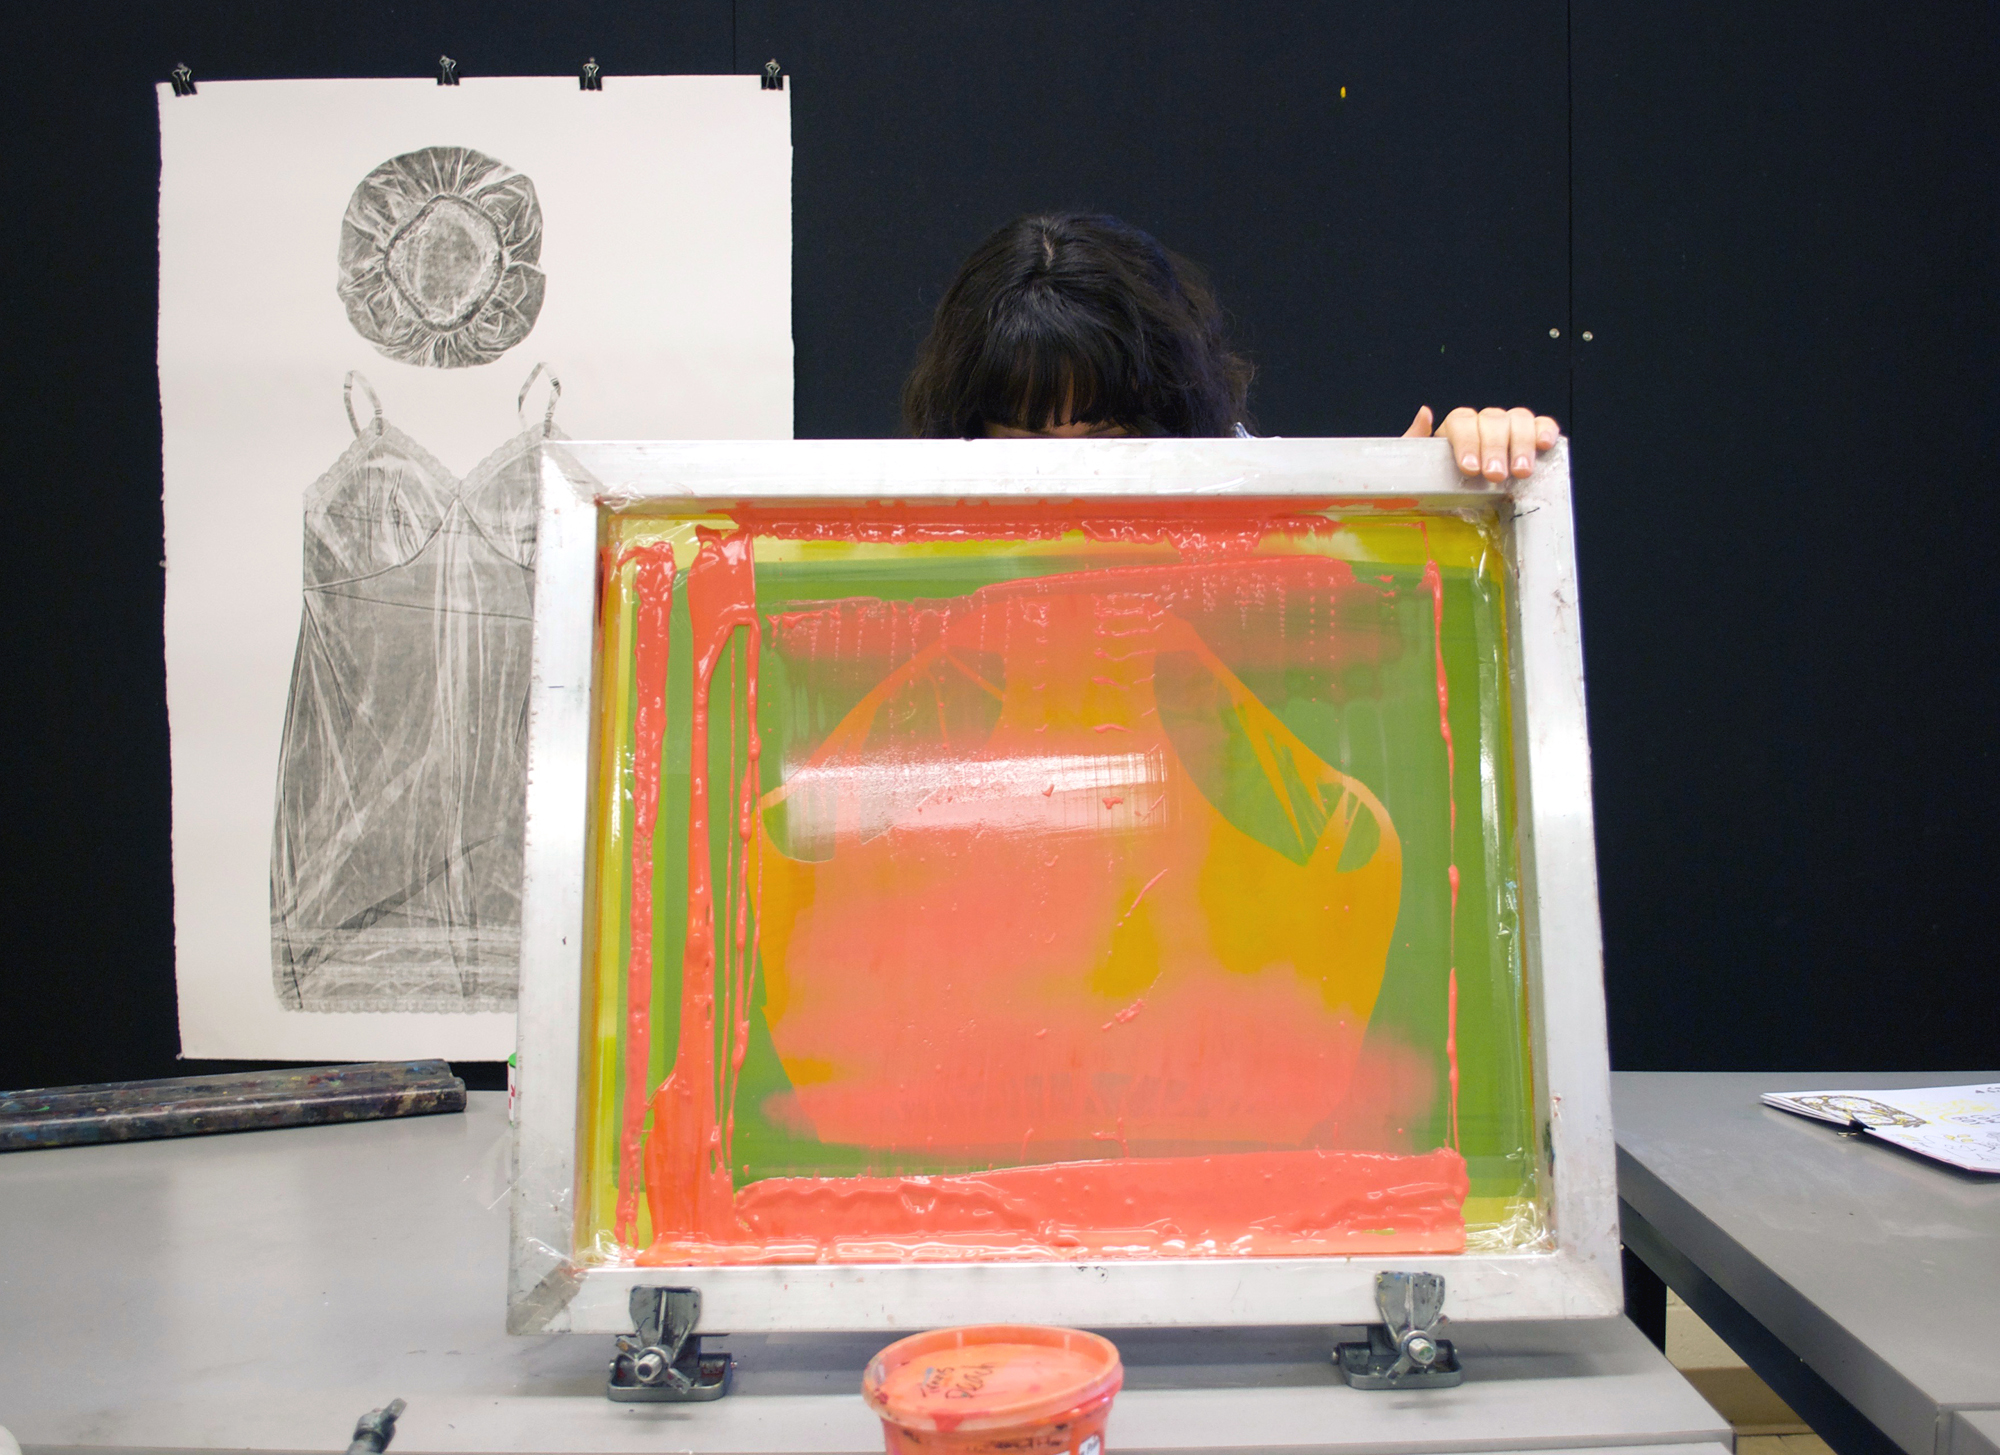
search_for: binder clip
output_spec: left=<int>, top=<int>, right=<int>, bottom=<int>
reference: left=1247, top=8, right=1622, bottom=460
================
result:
left=762, top=59, right=784, bottom=91
left=580, top=58, right=603, bottom=91
left=169, top=63, right=196, bottom=97
left=437, top=55, right=460, bottom=86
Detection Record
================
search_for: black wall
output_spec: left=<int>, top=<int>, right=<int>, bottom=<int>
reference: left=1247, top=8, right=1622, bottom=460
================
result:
left=1, top=2, right=1992, bottom=1093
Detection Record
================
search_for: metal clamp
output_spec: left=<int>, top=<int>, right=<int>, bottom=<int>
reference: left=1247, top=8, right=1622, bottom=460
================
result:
left=437, top=55, right=460, bottom=87
left=1335, top=1271, right=1463, bottom=1389
left=607, top=1287, right=732, bottom=1402
left=762, top=59, right=784, bottom=91
left=580, top=58, right=602, bottom=91
left=344, top=1398, right=405, bottom=1455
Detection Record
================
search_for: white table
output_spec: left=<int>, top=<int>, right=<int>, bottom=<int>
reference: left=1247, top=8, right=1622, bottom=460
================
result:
left=0, top=1092, right=1726, bottom=1455
left=1615, top=1071, right=2000, bottom=1455
left=1952, top=1411, right=2000, bottom=1455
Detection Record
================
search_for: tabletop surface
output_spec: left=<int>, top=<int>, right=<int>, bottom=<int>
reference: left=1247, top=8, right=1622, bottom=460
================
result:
left=0, top=1093, right=1726, bottom=1455
left=1613, top=1071, right=2000, bottom=1455
left=1955, top=1411, right=2000, bottom=1455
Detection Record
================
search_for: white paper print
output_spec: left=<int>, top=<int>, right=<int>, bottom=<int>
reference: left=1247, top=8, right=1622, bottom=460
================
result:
left=1763, top=1083, right=2000, bottom=1173
left=160, top=76, right=792, bottom=1059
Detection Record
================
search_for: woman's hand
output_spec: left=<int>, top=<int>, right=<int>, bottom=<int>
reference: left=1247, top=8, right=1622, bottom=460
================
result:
left=1404, top=405, right=1559, bottom=481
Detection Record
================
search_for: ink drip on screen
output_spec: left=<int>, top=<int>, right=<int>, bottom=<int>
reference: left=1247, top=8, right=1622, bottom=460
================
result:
left=577, top=499, right=1543, bottom=1265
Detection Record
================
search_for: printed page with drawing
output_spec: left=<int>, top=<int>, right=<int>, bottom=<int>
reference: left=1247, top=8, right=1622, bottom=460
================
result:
left=1762, top=1084, right=2000, bottom=1173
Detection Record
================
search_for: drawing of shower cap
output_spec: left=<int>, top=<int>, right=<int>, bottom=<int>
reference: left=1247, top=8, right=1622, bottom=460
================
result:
left=337, top=145, right=545, bottom=369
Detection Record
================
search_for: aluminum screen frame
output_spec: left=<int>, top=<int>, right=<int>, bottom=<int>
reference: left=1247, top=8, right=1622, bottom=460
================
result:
left=508, top=437, right=1618, bottom=1334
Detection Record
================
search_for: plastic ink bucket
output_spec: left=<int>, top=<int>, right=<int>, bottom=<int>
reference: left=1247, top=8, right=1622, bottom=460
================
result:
left=863, top=1325, right=1124, bottom=1455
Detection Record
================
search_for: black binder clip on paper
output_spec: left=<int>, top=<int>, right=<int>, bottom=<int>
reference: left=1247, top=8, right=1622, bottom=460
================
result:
left=169, top=63, right=196, bottom=97
left=437, top=55, right=460, bottom=86
left=762, top=59, right=784, bottom=91
left=580, top=58, right=602, bottom=91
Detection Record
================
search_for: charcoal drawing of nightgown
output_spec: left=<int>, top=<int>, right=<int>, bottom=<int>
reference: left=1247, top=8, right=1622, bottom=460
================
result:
left=269, top=369, right=559, bottom=1011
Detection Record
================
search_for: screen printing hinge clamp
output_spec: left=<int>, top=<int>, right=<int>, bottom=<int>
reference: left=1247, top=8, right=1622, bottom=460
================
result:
left=1335, top=1271, right=1463, bottom=1389
left=607, top=1287, right=733, bottom=1402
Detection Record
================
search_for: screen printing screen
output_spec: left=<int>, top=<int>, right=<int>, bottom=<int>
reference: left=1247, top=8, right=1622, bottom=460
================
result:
left=573, top=500, right=1541, bottom=1265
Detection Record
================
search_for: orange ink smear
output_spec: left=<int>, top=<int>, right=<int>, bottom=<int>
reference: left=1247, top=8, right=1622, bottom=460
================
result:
left=641, top=529, right=761, bottom=1244
left=1100, top=999, right=1145, bottom=1031
left=615, top=541, right=676, bottom=1245
left=621, top=513, right=1470, bottom=1264
left=1421, top=524, right=1462, bottom=1152
left=639, top=1146, right=1468, bottom=1264
left=727, top=498, right=1411, bottom=550
left=754, top=556, right=1402, bottom=1156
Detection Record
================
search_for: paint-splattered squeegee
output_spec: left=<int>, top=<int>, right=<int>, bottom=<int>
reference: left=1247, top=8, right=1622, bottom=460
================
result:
left=0, top=1059, right=466, bottom=1152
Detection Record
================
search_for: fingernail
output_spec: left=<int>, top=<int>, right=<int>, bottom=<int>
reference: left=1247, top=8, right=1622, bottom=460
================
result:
left=1513, top=454, right=1531, bottom=474
left=1486, top=459, right=1505, bottom=478
left=1461, top=454, right=1479, bottom=472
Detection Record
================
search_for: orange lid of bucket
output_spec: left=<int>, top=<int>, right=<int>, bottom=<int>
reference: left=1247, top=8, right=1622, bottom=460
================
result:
left=863, top=1325, right=1124, bottom=1434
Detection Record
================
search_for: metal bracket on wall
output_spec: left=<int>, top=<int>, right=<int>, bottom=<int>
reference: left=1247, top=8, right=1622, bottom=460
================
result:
left=762, top=60, right=784, bottom=91
left=607, top=1286, right=732, bottom=1402
left=1335, top=1271, right=1463, bottom=1389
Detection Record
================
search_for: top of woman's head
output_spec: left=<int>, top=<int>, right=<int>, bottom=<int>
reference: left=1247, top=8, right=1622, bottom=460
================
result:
left=902, top=213, right=1254, bottom=438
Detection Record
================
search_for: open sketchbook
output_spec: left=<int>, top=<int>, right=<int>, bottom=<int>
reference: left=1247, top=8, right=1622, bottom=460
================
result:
left=1763, top=1084, right=2000, bottom=1173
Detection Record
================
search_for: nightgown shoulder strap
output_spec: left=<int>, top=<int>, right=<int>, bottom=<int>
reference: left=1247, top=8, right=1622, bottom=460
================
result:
left=343, top=371, right=385, bottom=439
left=516, top=362, right=562, bottom=437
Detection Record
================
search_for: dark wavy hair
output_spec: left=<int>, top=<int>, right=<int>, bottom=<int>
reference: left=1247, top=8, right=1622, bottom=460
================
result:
left=902, top=213, right=1254, bottom=438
